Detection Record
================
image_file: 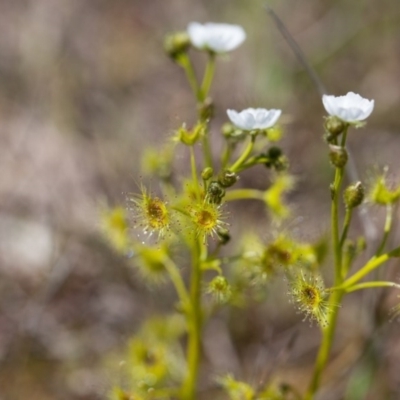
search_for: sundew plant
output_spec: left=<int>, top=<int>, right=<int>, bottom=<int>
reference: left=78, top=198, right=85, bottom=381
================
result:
left=101, top=19, right=400, bottom=400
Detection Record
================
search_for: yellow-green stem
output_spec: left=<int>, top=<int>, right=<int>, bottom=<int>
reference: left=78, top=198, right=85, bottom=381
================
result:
left=340, top=246, right=400, bottom=289
left=163, top=257, right=190, bottom=307
left=189, top=147, right=201, bottom=198
left=177, top=53, right=201, bottom=101
left=198, top=54, right=216, bottom=169
left=224, top=188, right=264, bottom=202
left=306, top=127, right=348, bottom=399
left=181, top=238, right=205, bottom=400
left=376, top=203, right=393, bottom=256
left=199, top=52, right=216, bottom=102
left=230, top=135, right=256, bottom=173
left=331, top=167, right=345, bottom=283
left=305, top=289, right=344, bottom=400
left=339, top=208, right=353, bottom=250
left=344, top=281, right=400, bottom=293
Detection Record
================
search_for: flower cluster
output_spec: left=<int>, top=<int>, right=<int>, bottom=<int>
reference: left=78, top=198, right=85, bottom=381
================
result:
left=102, top=15, right=400, bottom=400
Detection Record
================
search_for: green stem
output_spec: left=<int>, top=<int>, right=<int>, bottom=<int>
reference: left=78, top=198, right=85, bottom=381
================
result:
left=224, top=188, right=264, bottom=202
left=376, top=203, right=393, bottom=256
left=197, top=53, right=216, bottom=169
left=201, top=129, right=213, bottom=169
left=230, top=135, right=256, bottom=173
left=199, top=52, right=216, bottom=102
left=177, top=53, right=201, bottom=101
left=189, top=147, right=201, bottom=198
left=340, top=246, right=400, bottom=289
left=343, top=281, right=400, bottom=293
left=221, top=142, right=233, bottom=169
left=331, top=167, right=345, bottom=283
left=306, top=127, right=348, bottom=399
left=305, top=289, right=344, bottom=400
left=339, top=208, right=353, bottom=250
left=163, top=257, right=190, bottom=307
left=181, top=239, right=204, bottom=400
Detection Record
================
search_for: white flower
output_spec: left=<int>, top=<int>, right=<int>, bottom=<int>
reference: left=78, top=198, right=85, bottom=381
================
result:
left=227, top=108, right=282, bottom=131
left=187, top=22, right=246, bottom=53
left=322, top=92, right=374, bottom=123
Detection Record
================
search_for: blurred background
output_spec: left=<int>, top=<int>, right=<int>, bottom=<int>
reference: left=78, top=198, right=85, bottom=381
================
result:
left=1, top=0, right=400, bottom=399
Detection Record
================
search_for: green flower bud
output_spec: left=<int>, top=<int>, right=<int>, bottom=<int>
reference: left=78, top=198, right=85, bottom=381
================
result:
left=218, top=169, right=238, bottom=188
left=207, top=181, right=225, bottom=204
left=324, top=116, right=345, bottom=139
left=263, top=146, right=289, bottom=171
left=201, top=167, right=214, bottom=181
left=221, top=122, right=245, bottom=141
left=329, top=144, right=348, bottom=168
left=344, top=181, right=364, bottom=209
left=164, top=31, right=191, bottom=59
left=216, top=227, right=231, bottom=245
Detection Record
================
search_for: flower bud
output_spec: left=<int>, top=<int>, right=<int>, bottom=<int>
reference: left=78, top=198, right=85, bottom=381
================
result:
left=324, top=116, right=345, bottom=139
left=216, top=227, right=231, bottom=245
left=201, top=167, right=213, bottom=181
left=344, top=181, right=364, bottom=209
left=198, top=98, right=214, bottom=121
left=264, top=146, right=289, bottom=171
left=164, top=31, right=191, bottom=59
left=207, top=181, right=225, bottom=204
left=221, top=122, right=245, bottom=141
left=218, top=169, right=238, bottom=188
left=329, top=144, right=348, bottom=168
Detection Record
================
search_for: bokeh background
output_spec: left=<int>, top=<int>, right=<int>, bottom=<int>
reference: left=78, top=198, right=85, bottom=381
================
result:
left=1, top=0, right=400, bottom=399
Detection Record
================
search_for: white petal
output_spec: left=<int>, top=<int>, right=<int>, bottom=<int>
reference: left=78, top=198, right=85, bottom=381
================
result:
left=227, top=108, right=281, bottom=130
left=187, top=22, right=246, bottom=52
left=322, top=92, right=374, bottom=123
left=322, top=95, right=336, bottom=116
left=187, top=22, right=207, bottom=48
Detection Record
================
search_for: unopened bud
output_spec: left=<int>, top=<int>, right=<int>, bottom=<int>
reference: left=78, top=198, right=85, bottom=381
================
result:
left=329, top=145, right=348, bottom=168
left=324, top=116, right=345, bottom=140
left=201, top=167, right=213, bottom=181
left=207, top=181, right=225, bottom=204
left=344, top=181, right=364, bottom=209
left=264, top=146, right=289, bottom=171
left=218, top=169, right=238, bottom=188
left=164, top=32, right=191, bottom=59
left=217, top=227, right=231, bottom=245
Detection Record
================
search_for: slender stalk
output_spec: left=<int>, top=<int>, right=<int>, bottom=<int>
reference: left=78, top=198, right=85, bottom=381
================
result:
left=344, top=281, right=400, bottom=293
left=181, top=238, right=203, bottom=400
left=306, top=127, right=348, bottom=399
left=177, top=53, right=201, bottom=101
left=331, top=167, right=345, bottom=283
left=305, top=289, right=344, bottom=400
left=340, top=246, right=400, bottom=289
left=230, top=135, right=256, bottom=172
left=198, top=53, right=216, bottom=169
left=189, top=147, right=201, bottom=198
left=199, top=52, right=216, bottom=102
left=221, top=142, right=233, bottom=169
left=224, top=188, right=264, bottom=202
left=163, top=257, right=190, bottom=307
left=339, top=208, right=353, bottom=249
left=376, top=203, right=393, bottom=256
